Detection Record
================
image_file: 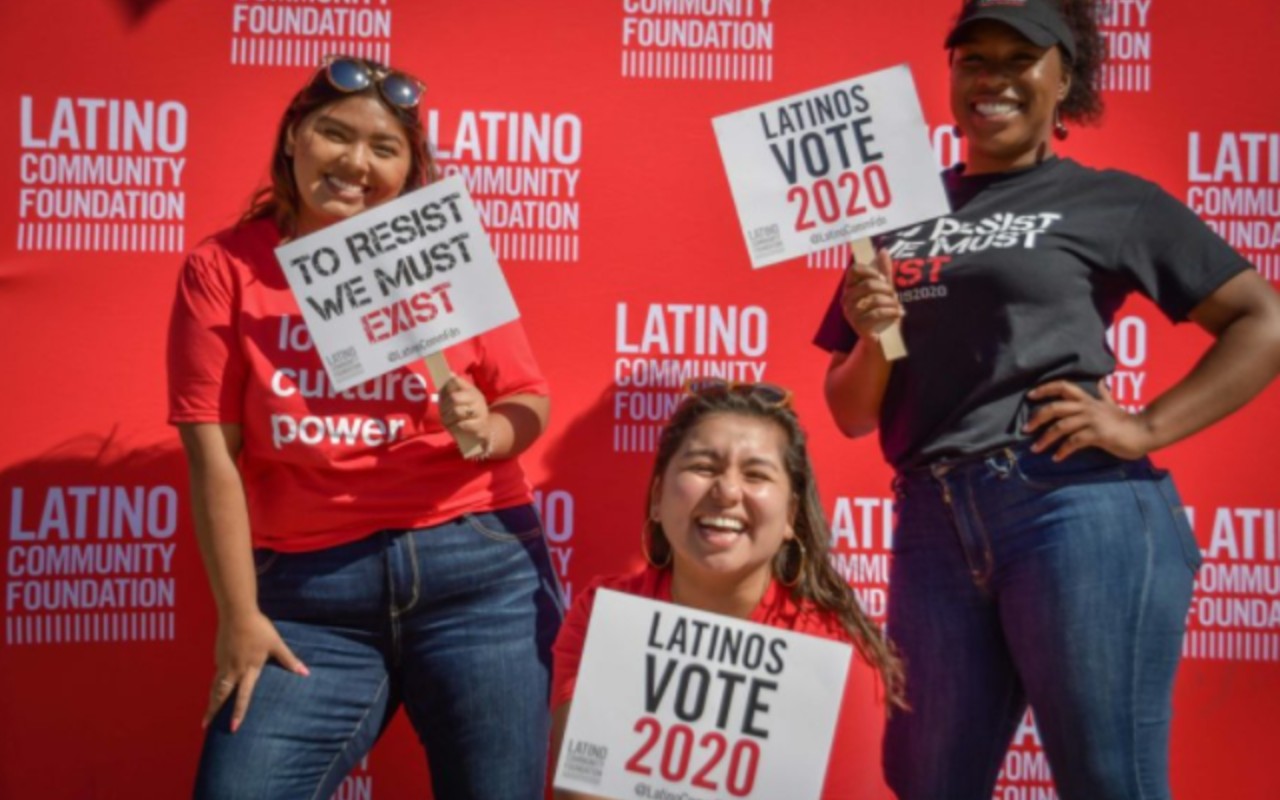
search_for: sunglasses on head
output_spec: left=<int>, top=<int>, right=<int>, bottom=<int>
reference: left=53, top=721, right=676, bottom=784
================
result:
left=319, top=55, right=424, bottom=110
left=682, top=378, right=794, bottom=409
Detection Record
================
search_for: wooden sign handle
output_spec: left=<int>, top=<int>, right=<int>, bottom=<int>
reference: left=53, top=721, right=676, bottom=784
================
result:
left=849, top=237, right=907, bottom=361
left=423, top=351, right=487, bottom=460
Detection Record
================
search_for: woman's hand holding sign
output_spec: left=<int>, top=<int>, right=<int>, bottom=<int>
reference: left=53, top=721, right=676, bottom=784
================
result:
left=438, top=375, right=493, bottom=460
left=822, top=245, right=903, bottom=437
left=840, top=248, right=902, bottom=343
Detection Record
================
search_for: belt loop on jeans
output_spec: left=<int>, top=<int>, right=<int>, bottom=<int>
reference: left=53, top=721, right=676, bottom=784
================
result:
left=898, top=441, right=1029, bottom=485
left=985, top=446, right=1018, bottom=479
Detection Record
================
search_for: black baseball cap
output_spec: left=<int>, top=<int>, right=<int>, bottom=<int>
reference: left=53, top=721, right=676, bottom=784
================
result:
left=945, top=0, right=1078, bottom=62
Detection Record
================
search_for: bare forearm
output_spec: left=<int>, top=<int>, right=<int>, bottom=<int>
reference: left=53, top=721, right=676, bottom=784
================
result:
left=192, top=472, right=258, bottom=617
left=824, top=342, right=892, bottom=438
left=487, top=393, right=550, bottom=458
left=180, top=424, right=309, bottom=726
left=1141, top=301, right=1280, bottom=452
left=180, top=426, right=259, bottom=619
left=824, top=247, right=901, bottom=438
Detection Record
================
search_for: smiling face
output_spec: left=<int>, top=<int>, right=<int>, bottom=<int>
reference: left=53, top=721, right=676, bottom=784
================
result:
left=286, top=94, right=412, bottom=236
left=950, top=20, right=1070, bottom=174
left=652, top=412, right=796, bottom=594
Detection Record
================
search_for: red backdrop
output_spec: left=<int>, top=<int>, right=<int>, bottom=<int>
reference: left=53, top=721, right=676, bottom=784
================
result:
left=2, top=1, right=1278, bottom=797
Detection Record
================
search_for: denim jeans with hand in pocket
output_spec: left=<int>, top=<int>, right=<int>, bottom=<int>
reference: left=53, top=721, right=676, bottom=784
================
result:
left=194, top=504, right=564, bottom=800
left=882, top=444, right=1200, bottom=800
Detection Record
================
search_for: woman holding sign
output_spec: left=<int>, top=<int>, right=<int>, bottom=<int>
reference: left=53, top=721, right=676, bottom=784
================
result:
left=816, top=1, right=1280, bottom=798
left=550, top=380, right=904, bottom=799
left=168, top=56, right=561, bottom=799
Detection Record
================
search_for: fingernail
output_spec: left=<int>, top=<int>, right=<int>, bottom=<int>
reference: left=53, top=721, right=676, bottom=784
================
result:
left=230, top=719, right=240, bottom=734
left=297, top=664, right=311, bottom=677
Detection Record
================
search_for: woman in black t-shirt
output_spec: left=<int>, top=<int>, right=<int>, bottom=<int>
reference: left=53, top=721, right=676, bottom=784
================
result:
left=816, top=2, right=1280, bottom=798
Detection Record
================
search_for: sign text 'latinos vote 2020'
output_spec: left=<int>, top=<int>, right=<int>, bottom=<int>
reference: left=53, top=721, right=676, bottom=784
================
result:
left=554, top=590, right=851, bottom=800
left=275, top=175, right=518, bottom=391
left=713, top=64, right=949, bottom=268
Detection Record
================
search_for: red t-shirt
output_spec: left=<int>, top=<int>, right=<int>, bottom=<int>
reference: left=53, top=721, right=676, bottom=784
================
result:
left=553, top=567, right=889, bottom=800
left=167, top=218, right=549, bottom=552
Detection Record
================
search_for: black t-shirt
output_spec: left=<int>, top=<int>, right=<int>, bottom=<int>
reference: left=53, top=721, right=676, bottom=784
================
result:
left=814, top=157, right=1250, bottom=472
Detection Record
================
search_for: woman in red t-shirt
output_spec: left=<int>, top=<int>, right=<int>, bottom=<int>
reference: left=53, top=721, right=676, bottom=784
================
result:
left=550, top=381, right=904, bottom=799
left=169, top=57, right=562, bottom=799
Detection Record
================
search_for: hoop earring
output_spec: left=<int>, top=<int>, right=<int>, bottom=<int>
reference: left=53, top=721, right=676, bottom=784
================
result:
left=1053, top=107, right=1069, bottom=141
left=642, top=522, right=672, bottom=570
left=777, top=538, right=807, bottom=587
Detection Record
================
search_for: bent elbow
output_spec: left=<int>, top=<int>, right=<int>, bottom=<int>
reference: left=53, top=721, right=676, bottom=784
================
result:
left=833, top=415, right=878, bottom=440
left=843, top=422, right=879, bottom=440
left=1241, top=293, right=1280, bottom=376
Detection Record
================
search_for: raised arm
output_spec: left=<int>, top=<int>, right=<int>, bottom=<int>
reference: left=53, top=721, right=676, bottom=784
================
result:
left=824, top=249, right=902, bottom=438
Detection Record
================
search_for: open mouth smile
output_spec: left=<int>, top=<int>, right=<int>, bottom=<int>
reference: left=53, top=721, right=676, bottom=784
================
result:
left=972, top=100, right=1021, bottom=119
left=695, top=515, right=748, bottom=548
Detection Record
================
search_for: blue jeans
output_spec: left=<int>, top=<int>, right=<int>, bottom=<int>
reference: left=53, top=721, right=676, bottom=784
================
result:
left=194, top=505, right=564, bottom=800
left=881, top=445, right=1201, bottom=800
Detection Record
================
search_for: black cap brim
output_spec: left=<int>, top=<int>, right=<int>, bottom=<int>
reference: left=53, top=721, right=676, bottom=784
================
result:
left=945, top=11, right=1077, bottom=61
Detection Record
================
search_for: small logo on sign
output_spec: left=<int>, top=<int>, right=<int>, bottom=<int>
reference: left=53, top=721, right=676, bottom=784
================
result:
left=748, top=223, right=783, bottom=255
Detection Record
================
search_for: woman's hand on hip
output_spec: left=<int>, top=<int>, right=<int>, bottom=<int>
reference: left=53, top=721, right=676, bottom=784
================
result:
left=204, top=609, right=309, bottom=733
left=1024, top=379, right=1155, bottom=461
left=841, top=249, right=903, bottom=341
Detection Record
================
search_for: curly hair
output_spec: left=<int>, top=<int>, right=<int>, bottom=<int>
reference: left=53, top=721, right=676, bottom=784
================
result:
left=240, top=58, right=440, bottom=235
left=1057, top=0, right=1106, bottom=124
left=643, top=387, right=907, bottom=711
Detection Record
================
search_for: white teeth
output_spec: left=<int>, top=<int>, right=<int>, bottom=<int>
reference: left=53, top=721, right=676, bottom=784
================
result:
left=697, top=516, right=746, bottom=532
left=326, top=175, right=364, bottom=194
left=975, top=102, right=1019, bottom=116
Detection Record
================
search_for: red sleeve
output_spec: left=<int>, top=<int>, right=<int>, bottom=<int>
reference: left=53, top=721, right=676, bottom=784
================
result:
left=550, top=580, right=599, bottom=710
left=166, top=245, right=246, bottom=424
left=786, top=608, right=891, bottom=799
left=821, top=654, right=892, bottom=799
left=472, top=319, right=550, bottom=401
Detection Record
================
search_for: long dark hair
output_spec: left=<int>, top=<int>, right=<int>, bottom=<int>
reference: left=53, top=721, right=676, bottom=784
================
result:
left=240, top=58, right=440, bottom=235
left=643, top=389, right=907, bottom=710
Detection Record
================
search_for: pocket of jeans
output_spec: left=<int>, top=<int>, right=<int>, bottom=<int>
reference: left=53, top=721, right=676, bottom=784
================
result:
left=1011, top=449, right=1129, bottom=491
left=252, top=548, right=281, bottom=577
left=1155, top=475, right=1204, bottom=573
left=462, top=505, right=544, bottom=543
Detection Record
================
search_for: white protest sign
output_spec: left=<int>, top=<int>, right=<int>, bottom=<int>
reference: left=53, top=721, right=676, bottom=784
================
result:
left=554, top=590, right=851, bottom=800
left=275, top=175, right=518, bottom=392
left=712, top=64, right=949, bottom=269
